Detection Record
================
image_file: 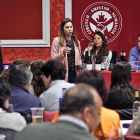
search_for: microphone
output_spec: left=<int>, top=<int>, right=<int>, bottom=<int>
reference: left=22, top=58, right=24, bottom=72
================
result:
left=72, top=32, right=75, bottom=37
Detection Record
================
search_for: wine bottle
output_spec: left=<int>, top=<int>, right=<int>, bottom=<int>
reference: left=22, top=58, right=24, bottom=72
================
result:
left=132, top=90, right=140, bottom=119
left=85, top=51, right=92, bottom=70
left=92, top=51, right=96, bottom=70
left=115, top=52, right=119, bottom=63
left=95, top=52, right=101, bottom=71
left=135, top=90, right=140, bottom=101
left=81, top=51, right=85, bottom=65
left=110, top=51, right=117, bottom=70
left=120, top=51, right=126, bottom=62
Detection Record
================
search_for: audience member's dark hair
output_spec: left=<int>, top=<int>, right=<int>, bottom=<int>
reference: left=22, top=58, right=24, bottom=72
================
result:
left=0, top=69, right=10, bottom=81
left=41, top=59, right=66, bottom=80
left=31, top=59, right=45, bottom=96
left=60, top=84, right=96, bottom=115
left=10, top=59, right=30, bottom=69
left=76, top=70, right=108, bottom=104
left=0, top=78, right=11, bottom=111
left=110, top=62, right=135, bottom=103
left=9, top=65, right=33, bottom=87
left=0, top=59, right=30, bottom=82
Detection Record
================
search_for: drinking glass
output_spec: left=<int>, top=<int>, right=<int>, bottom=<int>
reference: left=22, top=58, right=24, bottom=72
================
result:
left=132, top=102, right=140, bottom=119
left=129, top=61, right=139, bottom=72
left=103, top=57, right=110, bottom=70
left=0, top=134, right=6, bottom=140
left=109, top=127, right=123, bottom=140
left=66, top=40, right=71, bottom=54
left=31, top=107, right=44, bottom=123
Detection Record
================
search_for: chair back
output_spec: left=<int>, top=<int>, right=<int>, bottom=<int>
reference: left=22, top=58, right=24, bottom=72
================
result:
left=125, top=134, right=140, bottom=140
left=43, top=111, right=56, bottom=122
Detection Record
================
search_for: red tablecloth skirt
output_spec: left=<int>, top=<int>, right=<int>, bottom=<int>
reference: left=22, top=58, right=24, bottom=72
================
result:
left=100, top=71, right=140, bottom=90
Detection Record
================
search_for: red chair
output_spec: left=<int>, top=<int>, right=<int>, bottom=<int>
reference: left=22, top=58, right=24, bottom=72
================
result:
left=43, top=111, right=56, bottom=122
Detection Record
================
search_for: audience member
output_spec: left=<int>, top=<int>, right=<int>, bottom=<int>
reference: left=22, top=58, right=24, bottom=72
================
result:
left=10, top=59, right=30, bottom=69
left=0, top=69, right=10, bottom=81
left=76, top=70, right=120, bottom=138
left=0, top=58, right=30, bottom=82
left=104, top=62, right=136, bottom=110
left=52, top=70, right=120, bottom=139
left=129, top=34, right=140, bottom=62
left=30, top=59, right=45, bottom=96
left=0, top=78, right=26, bottom=140
left=39, top=59, right=75, bottom=112
left=15, top=84, right=102, bottom=140
left=9, top=65, right=41, bottom=116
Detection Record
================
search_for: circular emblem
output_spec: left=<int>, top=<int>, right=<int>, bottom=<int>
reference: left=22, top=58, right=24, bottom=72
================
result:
left=81, top=2, right=122, bottom=43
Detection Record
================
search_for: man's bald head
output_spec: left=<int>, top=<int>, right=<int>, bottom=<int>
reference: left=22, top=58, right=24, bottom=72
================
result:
left=60, top=84, right=102, bottom=132
left=60, top=83, right=102, bottom=115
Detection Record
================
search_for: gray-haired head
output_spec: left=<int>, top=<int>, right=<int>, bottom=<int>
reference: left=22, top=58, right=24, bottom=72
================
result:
left=60, top=83, right=102, bottom=132
left=60, top=83, right=98, bottom=115
left=9, top=65, right=33, bottom=88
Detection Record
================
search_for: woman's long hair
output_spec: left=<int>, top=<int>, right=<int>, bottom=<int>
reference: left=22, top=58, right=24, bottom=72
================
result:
left=59, top=18, right=79, bottom=47
left=76, top=70, right=108, bottom=105
left=91, top=31, right=109, bottom=59
left=110, top=62, right=135, bottom=103
left=31, top=59, right=45, bottom=97
left=0, top=78, right=11, bottom=111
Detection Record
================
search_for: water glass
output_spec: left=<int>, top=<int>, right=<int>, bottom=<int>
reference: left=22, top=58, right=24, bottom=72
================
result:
left=31, top=107, right=44, bottom=123
left=103, top=57, right=110, bottom=70
left=109, top=127, right=123, bottom=140
left=129, top=61, right=140, bottom=72
left=0, top=134, right=6, bottom=140
left=132, top=102, right=140, bottom=119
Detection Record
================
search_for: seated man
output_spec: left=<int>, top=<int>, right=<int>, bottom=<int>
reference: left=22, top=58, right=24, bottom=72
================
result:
left=129, top=34, right=140, bottom=70
left=39, top=59, right=75, bottom=112
left=52, top=70, right=121, bottom=139
left=15, top=84, right=102, bottom=140
left=9, top=65, right=41, bottom=116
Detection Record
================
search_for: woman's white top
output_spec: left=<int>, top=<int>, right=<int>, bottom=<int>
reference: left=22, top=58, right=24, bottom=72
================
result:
left=84, top=47, right=112, bottom=62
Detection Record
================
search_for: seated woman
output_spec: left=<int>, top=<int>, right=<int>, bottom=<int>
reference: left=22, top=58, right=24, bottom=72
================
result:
left=0, top=58, right=30, bottom=82
left=104, top=62, right=137, bottom=120
left=104, top=62, right=136, bottom=110
left=0, top=78, right=26, bottom=140
left=52, top=70, right=120, bottom=139
left=85, top=31, right=112, bottom=62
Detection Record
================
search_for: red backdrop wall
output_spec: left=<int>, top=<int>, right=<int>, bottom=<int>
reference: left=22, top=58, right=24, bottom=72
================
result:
left=1, top=0, right=65, bottom=63
left=1, top=0, right=140, bottom=63
left=72, top=0, right=140, bottom=59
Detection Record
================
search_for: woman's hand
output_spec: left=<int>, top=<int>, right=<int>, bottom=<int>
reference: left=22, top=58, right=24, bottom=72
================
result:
left=63, top=47, right=71, bottom=54
left=88, top=41, right=94, bottom=51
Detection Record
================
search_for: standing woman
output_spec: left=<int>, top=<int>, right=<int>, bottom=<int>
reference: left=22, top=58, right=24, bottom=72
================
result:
left=87, top=31, right=112, bottom=62
left=51, top=18, right=82, bottom=83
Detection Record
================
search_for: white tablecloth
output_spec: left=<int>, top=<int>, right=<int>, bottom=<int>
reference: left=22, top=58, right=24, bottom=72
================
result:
left=120, top=120, right=132, bottom=135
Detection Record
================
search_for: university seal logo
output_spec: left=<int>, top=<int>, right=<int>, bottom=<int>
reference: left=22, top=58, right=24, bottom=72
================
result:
left=81, top=2, right=122, bottom=43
